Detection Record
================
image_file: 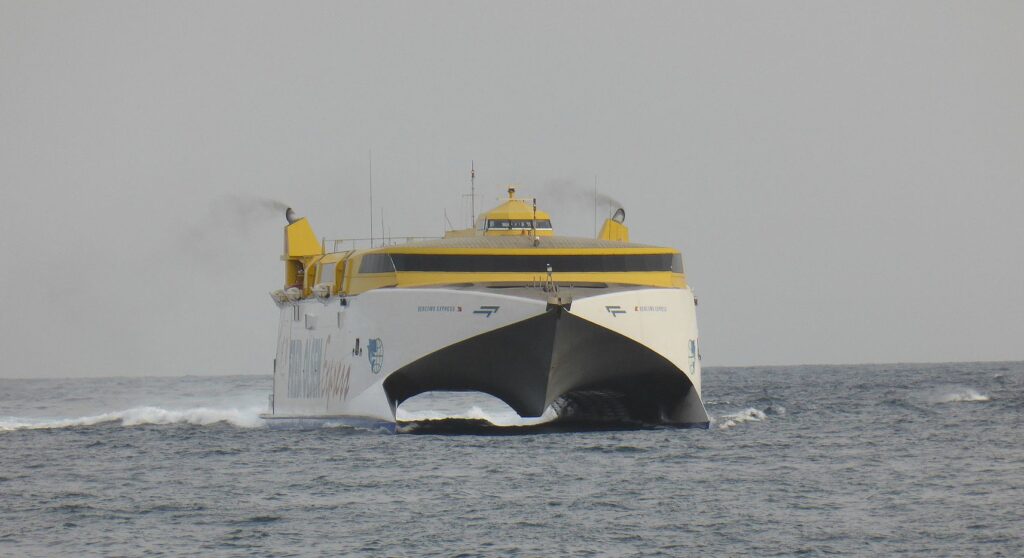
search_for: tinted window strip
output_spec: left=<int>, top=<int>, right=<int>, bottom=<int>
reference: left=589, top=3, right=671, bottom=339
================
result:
left=358, top=254, right=396, bottom=273
left=389, top=254, right=676, bottom=273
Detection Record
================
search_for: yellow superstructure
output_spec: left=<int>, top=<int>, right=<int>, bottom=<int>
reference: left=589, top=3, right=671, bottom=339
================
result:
left=598, top=208, right=629, bottom=242
left=280, top=191, right=686, bottom=297
left=282, top=217, right=323, bottom=290
left=463, top=186, right=554, bottom=238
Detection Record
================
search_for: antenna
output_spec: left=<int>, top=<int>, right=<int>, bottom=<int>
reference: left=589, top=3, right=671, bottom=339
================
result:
left=532, top=198, right=541, bottom=247
left=532, top=197, right=538, bottom=238
left=461, top=162, right=477, bottom=228
left=593, top=175, right=598, bottom=237
left=369, top=150, right=374, bottom=248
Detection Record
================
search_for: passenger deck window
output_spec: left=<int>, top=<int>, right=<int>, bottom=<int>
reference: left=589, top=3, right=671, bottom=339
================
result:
left=358, top=254, right=396, bottom=273
left=389, top=253, right=677, bottom=272
left=319, top=262, right=336, bottom=284
left=672, top=254, right=684, bottom=273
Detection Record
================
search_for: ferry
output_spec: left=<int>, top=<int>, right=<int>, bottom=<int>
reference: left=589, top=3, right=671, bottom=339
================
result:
left=262, top=187, right=708, bottom=430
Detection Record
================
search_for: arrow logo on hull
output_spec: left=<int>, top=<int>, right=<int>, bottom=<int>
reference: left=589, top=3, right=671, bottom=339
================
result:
left=605, top=305, right=626, bottom=317
left=473, top=305, right=500, bottom=317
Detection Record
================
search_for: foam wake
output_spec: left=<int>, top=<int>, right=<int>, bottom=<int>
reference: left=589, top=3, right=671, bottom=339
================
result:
left=396, top=405, right=557, bottom=427
left=0, top=406, right=265, bottom=432
left=930, top=388, right=991, bottom=404
left=714, top=407, right=767, bottom=430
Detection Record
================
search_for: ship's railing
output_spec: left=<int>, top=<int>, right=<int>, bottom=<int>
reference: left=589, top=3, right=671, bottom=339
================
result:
left=322, top=236, right=442, bottom=253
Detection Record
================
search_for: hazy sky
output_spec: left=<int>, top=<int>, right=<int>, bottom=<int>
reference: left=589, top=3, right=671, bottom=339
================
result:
left=1, top=1, right=1022, bottom=378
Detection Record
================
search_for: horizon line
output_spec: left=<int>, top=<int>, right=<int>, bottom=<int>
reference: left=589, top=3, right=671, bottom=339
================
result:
left=2, top=358, right=1021, bottom=381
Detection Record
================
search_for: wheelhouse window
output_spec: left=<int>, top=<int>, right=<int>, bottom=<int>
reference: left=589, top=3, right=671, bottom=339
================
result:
left=486, top=219, right=553, bottom=231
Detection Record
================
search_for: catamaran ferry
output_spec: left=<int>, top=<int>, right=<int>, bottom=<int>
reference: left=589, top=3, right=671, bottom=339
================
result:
left=263, top=187, right=708, bottom=430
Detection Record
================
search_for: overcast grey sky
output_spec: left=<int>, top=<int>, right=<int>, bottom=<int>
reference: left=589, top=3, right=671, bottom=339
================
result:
left=1, top=1, right=1022, bottom=378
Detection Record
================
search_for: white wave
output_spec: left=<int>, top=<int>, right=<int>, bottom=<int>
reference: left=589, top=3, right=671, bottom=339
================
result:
left=930, top=388, right=991, bottom=404
left=396, top=405, right=557, bottom=427
left=714, top=407, right=767, bottom=430
left=0, top=406, right=265, bottom=432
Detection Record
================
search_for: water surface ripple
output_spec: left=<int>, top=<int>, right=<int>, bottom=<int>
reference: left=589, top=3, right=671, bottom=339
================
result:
left=1, top=362, right=1021, bottom=556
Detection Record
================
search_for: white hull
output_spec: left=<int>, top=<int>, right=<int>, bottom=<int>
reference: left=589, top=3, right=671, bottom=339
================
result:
left=264, top=285, right=708, bottom=429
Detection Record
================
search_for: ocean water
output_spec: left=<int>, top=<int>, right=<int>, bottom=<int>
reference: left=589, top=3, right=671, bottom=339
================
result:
left=1, top=362, right=1021, bottom=557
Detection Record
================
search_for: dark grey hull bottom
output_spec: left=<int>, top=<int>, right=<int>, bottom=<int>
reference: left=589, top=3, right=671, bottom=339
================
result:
left=384, top=306, right=709, bottom=428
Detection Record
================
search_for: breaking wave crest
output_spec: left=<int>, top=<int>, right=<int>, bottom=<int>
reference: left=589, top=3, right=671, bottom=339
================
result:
left=930, top=389, right=991, bottom=404
left=396, top=405, right=557, bottom=427
left=714, top=408, right=767, bottom=430
left=0, top=406, right=265, bottom=432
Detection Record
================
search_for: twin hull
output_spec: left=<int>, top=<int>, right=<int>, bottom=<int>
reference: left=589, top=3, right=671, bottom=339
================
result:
left=268, top=286, right=708, bottom=429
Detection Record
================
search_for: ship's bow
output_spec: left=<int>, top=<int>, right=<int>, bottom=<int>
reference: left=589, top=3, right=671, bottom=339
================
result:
left=384, top=286, right=708, bottom=428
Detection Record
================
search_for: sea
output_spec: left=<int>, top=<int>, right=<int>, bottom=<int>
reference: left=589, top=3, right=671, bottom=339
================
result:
left=1, top=362, right=1021, bottom=557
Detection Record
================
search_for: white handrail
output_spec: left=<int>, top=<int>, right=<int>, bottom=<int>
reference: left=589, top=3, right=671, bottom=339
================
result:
left=322, top=236, right=442, bottom=253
